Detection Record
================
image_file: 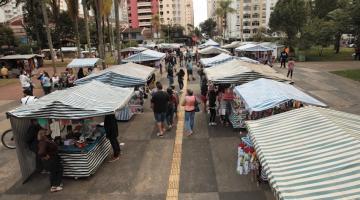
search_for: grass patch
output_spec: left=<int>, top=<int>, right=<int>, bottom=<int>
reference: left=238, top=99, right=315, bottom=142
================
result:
left=0, top=78, right=18, bottom=87
left=304, top=46, right=354, bottom=61
left=331, top=69, right=360, bottom=82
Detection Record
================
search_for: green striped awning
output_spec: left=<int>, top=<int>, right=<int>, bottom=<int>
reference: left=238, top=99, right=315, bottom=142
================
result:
left=246, top=106, right=360, bottom=200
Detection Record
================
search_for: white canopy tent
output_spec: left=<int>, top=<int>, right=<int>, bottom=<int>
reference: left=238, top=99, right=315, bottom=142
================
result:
left=198, top=39, right=220, bottom=49
left=235, top=44, right=273, bottom=52
left=67, top=58, right=102, bottom=68
left=199, top=46, right=231, bottom=55
left=221, top=41, right=242, bottom=49
left=120, top=47, right=147, bottom=53
left=200, top=53, right=259, bottom=67
left=234, top=78, right=326, bottom=112
left=122, top=49, right=166, bottom=63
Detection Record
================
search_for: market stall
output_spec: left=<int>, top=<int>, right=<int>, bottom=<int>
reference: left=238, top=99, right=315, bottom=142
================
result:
left=0, top=54, right=44, bottom=77
left=120, top=47, right=147, bottom=59
left=67, top=58, right=102, bottom=69
left=75, top=62, right=156, bottom=120
left=245, top=106, right=360, bottom=200
left=7, top=81, right=134, bottom=181
left=221, top=41, right=241, bottom=55
left=198, top=39, right=220, bottom=49
left=200, top=53, right=259, bottom=67
left=235, top=44, right=273, bottom=61
left=60, top=47, right=81, bottom=58
left=230, top=78, right=326, bottom=128
left=122, top=49, right=166, bottom=66
left=199, top=46, right=231, bottom=58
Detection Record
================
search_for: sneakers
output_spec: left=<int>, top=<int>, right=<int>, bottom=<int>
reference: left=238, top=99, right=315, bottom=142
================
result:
left=108, top=156, right=120, bottom=163
left=50, top=186, right=63, bottom=192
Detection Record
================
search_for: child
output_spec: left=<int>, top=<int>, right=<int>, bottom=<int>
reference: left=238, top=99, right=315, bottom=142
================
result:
left=287, top=58, right=295, bottom=79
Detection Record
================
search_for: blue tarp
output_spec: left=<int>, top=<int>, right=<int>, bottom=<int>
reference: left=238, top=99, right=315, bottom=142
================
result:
left=234, top=78, right=327, bottom=112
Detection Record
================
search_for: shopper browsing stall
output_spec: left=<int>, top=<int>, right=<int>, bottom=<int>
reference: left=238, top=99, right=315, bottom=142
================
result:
left=104, top=114, right=121, bottom=162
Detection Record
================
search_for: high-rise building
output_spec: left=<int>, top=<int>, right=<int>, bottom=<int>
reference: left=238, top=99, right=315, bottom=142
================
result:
left=128, top=0, right=159, bottom=29
left=0, top=0, right=23, bottom=23
left=159, top=0, right=194, bottom=34
left=208, top=0, right=278, bottom=39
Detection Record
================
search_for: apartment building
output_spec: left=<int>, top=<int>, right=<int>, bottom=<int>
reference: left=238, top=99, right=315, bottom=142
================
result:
left=159, top=0, right=194, bottom=34
left=208, top=0, right=278, bottom=39
left=0, top=0, right=23, bottom=23
left=128, top=0, right=159, bottom=28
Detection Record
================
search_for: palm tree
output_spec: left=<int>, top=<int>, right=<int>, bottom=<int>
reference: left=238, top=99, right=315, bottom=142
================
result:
left=40, top=0, right=56, bottom=73
left=102, top=0, right=113, bottom=55
left=151, top=14, right=160, bottom=39
left=114, top=0, right=121, bottom=64
left=215, top=0, right=235, bottom=38
left=65, top=0, right=81, bottom=58
left=82, top=0, right=92, bottom=53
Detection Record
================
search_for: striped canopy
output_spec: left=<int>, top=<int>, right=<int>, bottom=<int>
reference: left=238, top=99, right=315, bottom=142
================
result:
left=198, top=39, right=220, bottom=49
left=235, top=44, right=273, bottom=52
left=122, top=49, right=166, bottom=63
left=234, top=78, right=326, bottom=112
left=204, top=60, right=289, bottom=84
left=7, top=81, right=134, bottom=119
left=246, top=106, right=360, bottom=200
left=75, top=62, right=155, bottom=87
left=67, top=58, right=101, bottom=68
left=200, top=53, right=260, bottom=67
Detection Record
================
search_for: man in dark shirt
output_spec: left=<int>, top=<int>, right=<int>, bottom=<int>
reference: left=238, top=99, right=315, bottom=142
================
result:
left=151, top=83, right=169, bottom=137
left=104, top=114, right=121, bottom=162
left=279, top=49, right=288, bottom=68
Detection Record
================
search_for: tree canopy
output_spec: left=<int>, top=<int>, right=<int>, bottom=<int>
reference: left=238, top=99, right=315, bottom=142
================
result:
left=199, top=18, right=217, bottom=38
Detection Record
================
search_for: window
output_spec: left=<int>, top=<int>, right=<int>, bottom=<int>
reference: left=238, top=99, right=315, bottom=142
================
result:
left=252, top=21, right=260, bottom=26
left=253, top=29, right=258, bottom=33
left=243, top=6, right=251, bottom=11
left=243, top=29, right=251, bottom=34
left=252, top=13, right=259, bottom=18
left=243, top=21, right=250, bottom=26
left=243, top=14, right=251, bottom=18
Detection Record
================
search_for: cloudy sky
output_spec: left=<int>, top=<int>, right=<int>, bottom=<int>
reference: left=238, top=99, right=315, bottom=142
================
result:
left=193, top=0, right=208, bottom=27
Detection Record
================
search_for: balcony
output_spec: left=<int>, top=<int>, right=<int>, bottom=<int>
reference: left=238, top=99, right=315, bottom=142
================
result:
left=138, top=15, right=152, bottom=20
left=137, top=2, right=152, bottom=7
left=139, top=22, right=152, bottom=26
left=138, top=8, right=152, bottom=14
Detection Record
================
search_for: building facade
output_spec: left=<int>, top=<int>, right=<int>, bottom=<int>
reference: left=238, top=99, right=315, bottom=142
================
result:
left=159, top=0, right=194, bottom=34
left=0, top=0, right=23, bottom=23
left=128, top=0, right=159, bottom=29
left=208, top=0, right=278, bottom=40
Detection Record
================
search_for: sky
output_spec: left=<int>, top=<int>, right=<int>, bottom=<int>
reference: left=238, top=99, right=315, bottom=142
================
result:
left=193, top=0, right=208, bottom=27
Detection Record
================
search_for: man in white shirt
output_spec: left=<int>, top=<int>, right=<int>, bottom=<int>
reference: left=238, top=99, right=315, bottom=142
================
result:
left=21, top=89, right=37, bottom=105
left=19, top=70, right=33, bottom=95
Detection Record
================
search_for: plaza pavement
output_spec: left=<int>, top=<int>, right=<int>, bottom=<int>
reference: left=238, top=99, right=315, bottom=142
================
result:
left=0, top=61, right=359, bottom=200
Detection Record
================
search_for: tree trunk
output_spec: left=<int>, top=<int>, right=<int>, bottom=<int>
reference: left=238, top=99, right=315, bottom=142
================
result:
left=107, top=17, right=113, bottom=56
left=335, top=33, right=341, bottom=54
left=74, top=16, right=81, bottom=58
left=95, top=0, right=105, bottom=61
left=82, top=0, right=92, bottom=53
left=114, top=0, right=121, bottom=64
left=40, top=0, right=56, bottom=74
left=102, top=16, right=106, bottom=53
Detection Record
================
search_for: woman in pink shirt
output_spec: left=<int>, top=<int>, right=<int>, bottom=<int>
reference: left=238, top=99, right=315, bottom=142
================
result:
left=182, top=89, right=196, bottom=136
left=287, top=57, right=295, bottom=79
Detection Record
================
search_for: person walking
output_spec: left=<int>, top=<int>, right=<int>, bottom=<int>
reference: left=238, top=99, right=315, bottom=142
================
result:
left=279, top=49, right=288, bottom=68
left=151, top=83, right=169, bottom=137
left=21, top=89, right=37, bottom=105
left=208, top=84, right=217, bottom=126
left=182, top=89, right=197, bottom=136
left=19, top=70, right=33, bottom=95
left=37, top=129, right=63, bottom=192
left=186, top=59, right=195, bottom=81
left=176, top=69, right=185, bottom=90
left=41, top=72, right=52, bottom=95
left=104, top=114, right=121, bottom=162
left=287, top=58, right=295, bottom=79
left=166, top=88, right=177, bottom=129
left=167, top=62, right=175, bottom=86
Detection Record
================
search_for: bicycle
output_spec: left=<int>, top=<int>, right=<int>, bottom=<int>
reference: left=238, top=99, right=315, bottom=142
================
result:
left=1, top=129, right=16, bottom=149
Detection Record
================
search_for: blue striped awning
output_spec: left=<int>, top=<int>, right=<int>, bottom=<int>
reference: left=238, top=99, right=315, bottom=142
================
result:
left=75, top=62, right=155, bottom=87
left=200, top=53, right=260, bottom=67
left=7, top=81, right=134, bottom=119
left=234, top=78, right=326, bottom=112
left=246, top=106, right=360, bottom=200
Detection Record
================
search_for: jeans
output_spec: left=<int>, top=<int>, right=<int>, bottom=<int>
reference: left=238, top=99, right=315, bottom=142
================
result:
left=178, top=80, right=184, bottom=90
left=209, top=108, right=216, bottom=123
left=287, top=69, right=293, bottom=78
left=280, top=60, right=286, bottom=68
left=42, top=155, right=63, bottom=187
left=154, top=112, right=167, bottom=122
left=108, top=136, right=121, bottom=157
left=185, top=111, right=195, bottom=133
left=168, top=76, right=174, bottom=86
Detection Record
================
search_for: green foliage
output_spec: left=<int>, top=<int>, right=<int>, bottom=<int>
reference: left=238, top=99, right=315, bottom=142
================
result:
left=331, top=69, right=360, bottom=81
left=269, top=0, right=307, bottom=48
left=304, top=46, right=354, bottom=61
left=313, top=0, right=338, bottom=18
left=15, top=44, right=32, bottom=54
left=199, top=18, right=217, bottom=38
left=350, top=0, right=360, bottom=47
left=0, top=24, right=16, bottom=48
left=194, top=27, right=202, bottom=38
left=300, top=18, right=335, bottom=52
left=161, top=24, right=185, bottom=40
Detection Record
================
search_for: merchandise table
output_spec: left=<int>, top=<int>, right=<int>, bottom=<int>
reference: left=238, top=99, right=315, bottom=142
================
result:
left=58, top=134, right=111, bottom=178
